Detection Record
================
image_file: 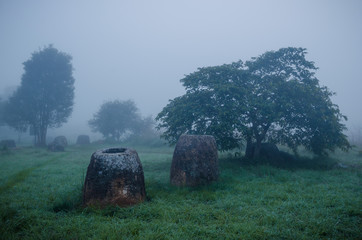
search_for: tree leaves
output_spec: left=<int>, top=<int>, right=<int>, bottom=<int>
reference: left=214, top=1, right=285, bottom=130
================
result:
left=157, top=47, right=350, bottom=157
left=4, top=45, right=75, bottom=146
left=88, top=100, right=152, bottom=142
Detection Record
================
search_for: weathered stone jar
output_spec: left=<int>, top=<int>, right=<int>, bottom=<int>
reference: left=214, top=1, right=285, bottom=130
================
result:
left=83, top=148, right=146, bottom=207
left=48, top=136, right=68, bottom=152
left=170, top=135, right=219, bottom=186
left=77, top=135, right=90, bottom=145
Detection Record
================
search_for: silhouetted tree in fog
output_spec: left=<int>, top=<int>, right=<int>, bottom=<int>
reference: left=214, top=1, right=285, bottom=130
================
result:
left=157, top=47, right=350, bottom=159
left=89, top=99, right=151, bottom=141
left=3, top=95, right=28, bottom=134
left=4, top=45, right=75, bottom=146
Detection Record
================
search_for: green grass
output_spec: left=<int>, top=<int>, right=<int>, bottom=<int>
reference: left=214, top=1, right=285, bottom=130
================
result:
left=0, top=144, right=361, bottom=239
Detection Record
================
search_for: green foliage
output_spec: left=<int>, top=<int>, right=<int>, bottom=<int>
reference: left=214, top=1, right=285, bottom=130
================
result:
left=3, top=45, right=75, bottom=147
left=0, top=145, right=360, bottom=239
left=156, top=62, right=246, bottom=150
left=89, top=99, right=155, bottom=142
left=156, top=47, right=350, bottom=158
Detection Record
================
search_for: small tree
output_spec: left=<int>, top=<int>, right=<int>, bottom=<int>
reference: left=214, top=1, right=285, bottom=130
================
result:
left=89, top=100, right=144, bottom=141
left=4, top=45, right=75, bottom=146
left=156, top=47, right=350, bottom=159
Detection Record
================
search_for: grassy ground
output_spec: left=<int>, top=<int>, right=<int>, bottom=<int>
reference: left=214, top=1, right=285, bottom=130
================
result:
left=0, top=144, right=361, bottom=239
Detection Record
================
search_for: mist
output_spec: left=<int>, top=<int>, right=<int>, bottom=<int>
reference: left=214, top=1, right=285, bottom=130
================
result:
left=1, top=0, right=361, bottom=142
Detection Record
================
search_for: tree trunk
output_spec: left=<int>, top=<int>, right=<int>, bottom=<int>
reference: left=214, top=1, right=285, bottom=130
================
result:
left=36, top=126, right=47, bottom=147
left=244, top=122, right=271, bottom=160
left=253, top=140, right=262, bottom=160
left=244, top=138, right=262, bottom=160
left=40, top=127, right=47, bottom=147
left=245, top=137, right=254, bottom=159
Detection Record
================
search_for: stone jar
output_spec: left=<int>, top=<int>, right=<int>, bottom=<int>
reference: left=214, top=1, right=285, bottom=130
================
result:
left=0, top=139, right=16, bottom=149
left=76, top=135, right=90, bottom=145
left=83, top=148, right=146, bottom=207
left=170, top=135, right=219, bottom=186
left=48, top=136, right=68, bottom=152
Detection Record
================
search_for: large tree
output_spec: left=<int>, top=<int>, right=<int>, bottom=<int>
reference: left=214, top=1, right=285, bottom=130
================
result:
left=156, top=47, right=350, bottom=159
left=4, top=45, right=75, bottom=146
left=89, top=99, right=145, bottom=141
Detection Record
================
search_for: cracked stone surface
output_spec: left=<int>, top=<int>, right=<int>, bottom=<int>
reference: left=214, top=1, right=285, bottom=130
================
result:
left=170, top=135, right=219, bottom=186
left=48, top=136, right=67, bottom=152
left=83, top=148, right=146, bottom=207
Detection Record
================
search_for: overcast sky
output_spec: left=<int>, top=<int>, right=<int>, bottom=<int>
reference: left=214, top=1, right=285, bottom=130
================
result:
left=0, top=0, right=361, bottom=138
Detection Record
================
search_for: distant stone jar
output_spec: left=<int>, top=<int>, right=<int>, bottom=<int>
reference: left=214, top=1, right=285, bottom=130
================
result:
left=54, top=136, right=68, bottom=147
left=0, top=139, right=16, bottom=149
left=76, top=135, right=90, bottom=145
left=170, top=135, right=219, bottom=186
left=83, top=148, right=146, bottom=207
left=48, top=136, right=68, bottom=152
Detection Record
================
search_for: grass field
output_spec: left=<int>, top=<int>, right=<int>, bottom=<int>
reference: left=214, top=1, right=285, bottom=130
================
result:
left=0, top=143, right=361, bottom=239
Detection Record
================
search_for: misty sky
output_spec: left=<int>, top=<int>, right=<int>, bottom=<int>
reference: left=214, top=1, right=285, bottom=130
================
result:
left=0, top=0, right=361, bottom=137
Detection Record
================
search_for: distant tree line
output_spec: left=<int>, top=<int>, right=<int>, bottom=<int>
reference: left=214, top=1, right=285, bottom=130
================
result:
left=1, top=45, right=156, bottom=146
left=1, top=45, right=350, bottom=156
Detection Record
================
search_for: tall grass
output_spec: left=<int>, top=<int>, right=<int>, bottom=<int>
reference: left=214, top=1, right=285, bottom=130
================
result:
left=0, top=144, right=361, bottom=239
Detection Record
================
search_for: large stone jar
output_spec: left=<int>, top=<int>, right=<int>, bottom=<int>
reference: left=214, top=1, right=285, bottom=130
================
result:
left=83, top=148, right=146, bottom=207
left=170, top=135, right=219, bottom=186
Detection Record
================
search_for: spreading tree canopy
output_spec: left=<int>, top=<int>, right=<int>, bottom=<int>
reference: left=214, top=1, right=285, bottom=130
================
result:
left=4, top=45, right=75, bottom=146
left=156, top=47, right=350, bottom=159
left=89, top=99, right=151, bottom=141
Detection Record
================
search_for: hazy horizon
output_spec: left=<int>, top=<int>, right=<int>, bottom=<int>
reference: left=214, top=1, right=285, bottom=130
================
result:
left=1, top=0, right=361, bottom=141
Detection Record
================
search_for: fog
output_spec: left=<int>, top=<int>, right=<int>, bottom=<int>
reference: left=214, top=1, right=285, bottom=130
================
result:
left=0, top=0, right=361, bottom=142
